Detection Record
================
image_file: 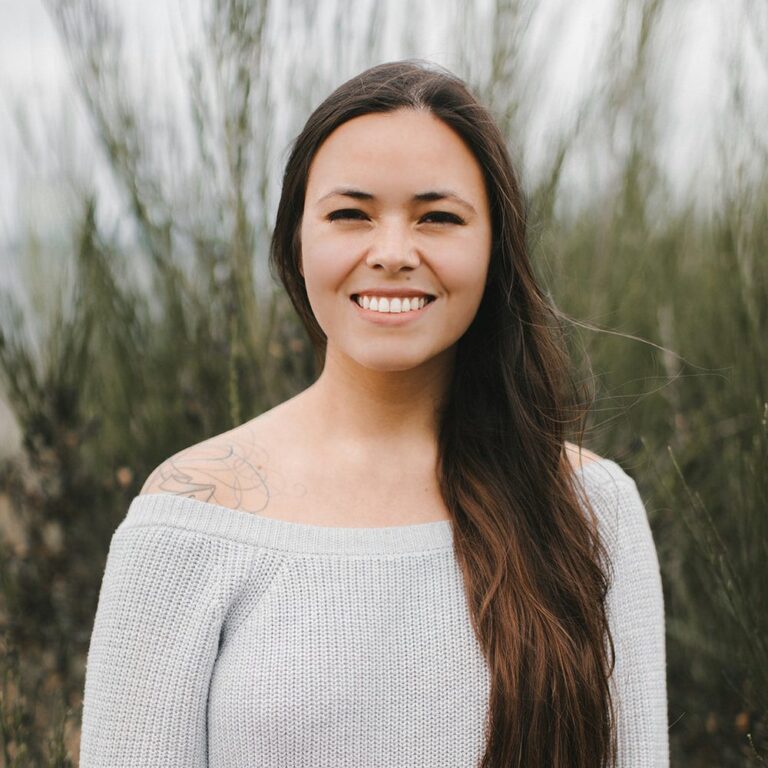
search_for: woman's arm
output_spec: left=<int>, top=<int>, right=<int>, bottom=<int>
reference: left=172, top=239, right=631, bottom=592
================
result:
left=591, top=466, right=670, bottom=767
left=79, top=519, right=241, bottom=767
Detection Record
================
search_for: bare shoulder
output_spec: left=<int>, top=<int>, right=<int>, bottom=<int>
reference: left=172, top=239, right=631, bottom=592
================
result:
left=564, top=441, right=604, bottom=471
left=138, top=407, right=305, bottom=513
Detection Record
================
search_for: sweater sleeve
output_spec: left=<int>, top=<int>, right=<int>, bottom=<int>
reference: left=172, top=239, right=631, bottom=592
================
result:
left=78, top=519, right=256, bottom=768
left=588, top=465, right=669, bottom=767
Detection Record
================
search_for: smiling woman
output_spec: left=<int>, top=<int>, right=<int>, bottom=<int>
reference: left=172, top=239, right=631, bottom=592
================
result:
left=78, top=60, right=668, bottom=768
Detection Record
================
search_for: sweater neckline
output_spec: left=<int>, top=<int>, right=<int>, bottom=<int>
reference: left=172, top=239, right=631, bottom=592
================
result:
left=123, top=459, right=616, bottom=556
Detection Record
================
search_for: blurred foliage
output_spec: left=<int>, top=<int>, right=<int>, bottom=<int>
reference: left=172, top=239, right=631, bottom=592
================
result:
left=0, top=0, right=766, bottom=765
left=542, top=177, right=768, bottom=766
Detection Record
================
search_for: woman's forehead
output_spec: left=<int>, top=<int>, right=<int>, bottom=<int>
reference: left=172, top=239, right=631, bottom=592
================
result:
left=305, top=110, right=487, bottom=205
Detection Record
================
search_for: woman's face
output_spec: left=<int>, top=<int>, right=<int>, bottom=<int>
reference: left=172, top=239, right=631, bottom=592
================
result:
left=299, top=108, right=492, bottom=373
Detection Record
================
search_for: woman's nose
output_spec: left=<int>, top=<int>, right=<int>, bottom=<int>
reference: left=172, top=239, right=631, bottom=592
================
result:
left=365, top=219, right=421, bottom=271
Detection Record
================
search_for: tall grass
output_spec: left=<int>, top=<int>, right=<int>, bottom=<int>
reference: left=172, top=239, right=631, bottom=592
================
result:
left=0, top=0, right=765, bottom=764
left=543, top=177, right=768, bottom=765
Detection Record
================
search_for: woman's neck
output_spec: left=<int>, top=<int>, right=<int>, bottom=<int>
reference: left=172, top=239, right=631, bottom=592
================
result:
left=298, top=345, right=454, bottom=455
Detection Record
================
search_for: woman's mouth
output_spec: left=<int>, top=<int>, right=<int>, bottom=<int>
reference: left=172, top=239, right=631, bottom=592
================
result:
left=350, top=294, right=436, bottom=314
left=349, top=294, right=437, bottom=324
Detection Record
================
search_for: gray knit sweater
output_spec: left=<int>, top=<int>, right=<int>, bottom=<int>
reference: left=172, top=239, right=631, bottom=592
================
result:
left=78, top=458, right=669, bottom=767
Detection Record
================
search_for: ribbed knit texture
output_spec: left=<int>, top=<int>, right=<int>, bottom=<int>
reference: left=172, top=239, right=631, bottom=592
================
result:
left=78, top=458, right=669, bottom=767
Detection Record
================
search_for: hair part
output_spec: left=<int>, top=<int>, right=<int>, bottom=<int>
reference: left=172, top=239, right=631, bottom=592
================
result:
left=269, top=59, right=617, bottom=768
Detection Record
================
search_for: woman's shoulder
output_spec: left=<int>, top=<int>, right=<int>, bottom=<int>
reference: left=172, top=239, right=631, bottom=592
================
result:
left=564, top=446, right=653, bottom=562
left=563, top=441, right=603, bottom=471
left=564, top=441, right=638, bottom=491
left=138, top=409, right=290, bottom=512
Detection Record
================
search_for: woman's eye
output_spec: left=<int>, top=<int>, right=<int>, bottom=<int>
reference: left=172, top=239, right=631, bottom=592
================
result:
left=325, top=209, right=464, bottom=225
left=421, top=211, right=465, bottom=225
left=327, top=209, right=368, bottom=221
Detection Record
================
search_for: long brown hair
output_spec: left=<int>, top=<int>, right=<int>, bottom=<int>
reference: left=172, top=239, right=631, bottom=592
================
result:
left=269, top=59, right=616, bottom=768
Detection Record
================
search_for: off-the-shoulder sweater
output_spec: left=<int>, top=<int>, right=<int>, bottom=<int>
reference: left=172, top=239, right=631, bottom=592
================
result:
left=78, top=457, right=669, bottom=767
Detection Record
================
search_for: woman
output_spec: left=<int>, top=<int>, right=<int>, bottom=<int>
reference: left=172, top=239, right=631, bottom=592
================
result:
left=78, top=60, right=668, bottom=767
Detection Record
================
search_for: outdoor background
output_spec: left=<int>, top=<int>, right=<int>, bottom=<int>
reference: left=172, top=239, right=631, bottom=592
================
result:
left=0, top=0, right=766, bottom=765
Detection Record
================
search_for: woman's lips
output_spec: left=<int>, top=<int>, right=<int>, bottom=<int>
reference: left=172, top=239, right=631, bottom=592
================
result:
left=349, top=295, right=437, bottom=324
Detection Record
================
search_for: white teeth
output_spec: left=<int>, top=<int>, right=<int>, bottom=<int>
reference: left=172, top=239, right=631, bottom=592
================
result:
left=355, top=295, right=431, bottom=313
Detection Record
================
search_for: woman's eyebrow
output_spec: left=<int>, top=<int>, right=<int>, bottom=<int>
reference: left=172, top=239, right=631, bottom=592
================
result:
left=318, top=188, right=373, bottom=203
left=414, top=190, right=476, bottom=214
left=317, top=187, right=477, bottom=214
